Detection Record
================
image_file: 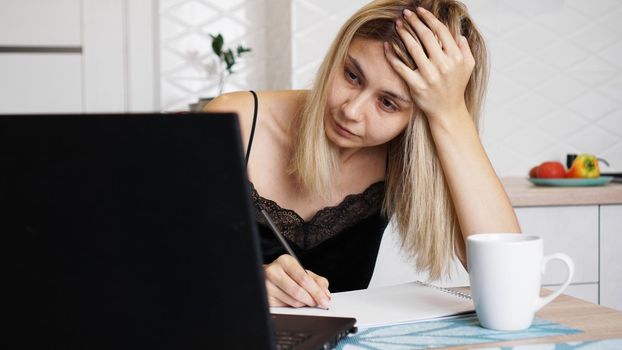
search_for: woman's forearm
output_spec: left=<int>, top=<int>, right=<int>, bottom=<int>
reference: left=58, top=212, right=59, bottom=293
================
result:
left=429, top=109, right=521, bottom=240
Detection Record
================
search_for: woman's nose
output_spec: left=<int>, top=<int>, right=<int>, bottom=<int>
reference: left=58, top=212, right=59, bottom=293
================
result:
left=341, top=93, right=367, bottom=122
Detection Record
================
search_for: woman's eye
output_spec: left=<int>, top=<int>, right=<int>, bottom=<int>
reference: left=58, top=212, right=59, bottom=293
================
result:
left=380, top=97, right=397, bottom=111
left=345, top=69, right=358, bottom=83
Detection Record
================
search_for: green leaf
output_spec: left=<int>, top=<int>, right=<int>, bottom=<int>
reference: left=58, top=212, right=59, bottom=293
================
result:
left=236, top=45, right=251, bottom=56
left=210, top=33, right=224, bottom=56
left=223, top=49, right=235, bottom=72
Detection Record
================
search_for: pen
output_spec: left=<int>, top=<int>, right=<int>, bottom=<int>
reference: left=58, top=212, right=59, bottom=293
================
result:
left=260, top=207, right=303, bottom=267
left=260, top=206, right=331, bottom=309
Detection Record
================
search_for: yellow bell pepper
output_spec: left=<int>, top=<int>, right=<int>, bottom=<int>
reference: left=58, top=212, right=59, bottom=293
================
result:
left=566, top=154, right=600, bottom=178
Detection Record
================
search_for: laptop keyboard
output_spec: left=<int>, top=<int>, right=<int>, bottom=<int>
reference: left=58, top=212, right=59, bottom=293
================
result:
left=275, top=330, right=312, bottom=350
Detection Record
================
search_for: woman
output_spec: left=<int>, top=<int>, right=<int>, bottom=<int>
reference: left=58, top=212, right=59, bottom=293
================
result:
left=205, top=0, right=520, bottom=309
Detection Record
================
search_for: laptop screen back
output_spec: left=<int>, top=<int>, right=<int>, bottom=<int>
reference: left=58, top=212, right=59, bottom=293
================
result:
left=0, top=114, right=274, bottom=349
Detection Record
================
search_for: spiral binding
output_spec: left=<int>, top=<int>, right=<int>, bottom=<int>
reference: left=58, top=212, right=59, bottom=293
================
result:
left=414, top=281, right=472, bottom=300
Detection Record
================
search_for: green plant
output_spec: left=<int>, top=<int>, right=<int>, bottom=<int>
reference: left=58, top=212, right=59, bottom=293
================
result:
left=210, top=33, right=251, bottom=94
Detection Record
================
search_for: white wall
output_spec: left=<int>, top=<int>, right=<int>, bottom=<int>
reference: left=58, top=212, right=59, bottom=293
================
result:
left=290, top=0, right=369, bottom=88
left=288, top=0, right=622, bottom=176
left=158, top=0, right=622, bottom=176
left=465, top=0, right=622, bottom=176
left=158, top=0, right=273, bottom=111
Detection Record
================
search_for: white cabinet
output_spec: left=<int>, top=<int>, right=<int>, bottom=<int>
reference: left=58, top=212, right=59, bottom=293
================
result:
left=563, top=284, right=599, bottom=305
left=0, top=54, right=82, bottom=114
left=82, top=0, right=127, bottom=112
left=369, top=227, right=469, bottom=288
left=0, top=0, right=83, bottom=114
left=600, top=204, right=622, bottom=311
left=371, top=204, right=608, bottom=306
left=514, top=205, right=600, bottom=304
left=0, top=0, right=81, bottom=46
left=0, top=0, right=158, bottom=114
left=370, top=225, right=472, bottom=288
left=514, top=206, right=599, bottom=286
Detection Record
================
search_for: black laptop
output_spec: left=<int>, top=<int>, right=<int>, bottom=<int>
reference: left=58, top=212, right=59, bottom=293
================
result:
left=0, top=113, right=356, bottom=350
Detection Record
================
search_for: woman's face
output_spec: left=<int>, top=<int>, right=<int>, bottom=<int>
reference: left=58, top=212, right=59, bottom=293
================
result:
left=325, top=37, right=414, bottom=150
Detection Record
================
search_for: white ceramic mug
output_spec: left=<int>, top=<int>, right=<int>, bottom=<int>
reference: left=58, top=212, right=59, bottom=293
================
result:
left=467, top=233, right=574, bottom=331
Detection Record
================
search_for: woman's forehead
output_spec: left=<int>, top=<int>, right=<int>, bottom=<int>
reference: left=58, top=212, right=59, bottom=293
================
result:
left=345, top=37, right=410, bottom=97
left=346, top=37, right=394, bottom=74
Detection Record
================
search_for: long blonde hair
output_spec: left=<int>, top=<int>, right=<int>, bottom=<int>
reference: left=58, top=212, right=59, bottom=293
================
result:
left=290, top=0, right=489, bottom=279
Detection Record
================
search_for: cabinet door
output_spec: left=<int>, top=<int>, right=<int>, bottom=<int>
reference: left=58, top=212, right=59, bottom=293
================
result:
left=0, top=54, right=82, bottom=114
left=600, top=204, right=622, bottom=311
left=82, top=0, right=126, bottom=112
left=0, top=0, right=81, bottom=46
left=515, top=206, right=599, bottom=286
left=369, top=226, right=470, bottom=288
left=560, top=283, right=599, bottom=304
left=371, top=205, right=599, bottom=289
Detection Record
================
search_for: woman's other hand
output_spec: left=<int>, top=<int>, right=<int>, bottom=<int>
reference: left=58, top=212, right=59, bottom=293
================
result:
left=263, top=254, right=331, bottom=309
left=386, top=7, right=475, bottom=126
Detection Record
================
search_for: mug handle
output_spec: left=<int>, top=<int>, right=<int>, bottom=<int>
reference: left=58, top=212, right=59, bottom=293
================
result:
left=534, top=253, right=575, bottom=312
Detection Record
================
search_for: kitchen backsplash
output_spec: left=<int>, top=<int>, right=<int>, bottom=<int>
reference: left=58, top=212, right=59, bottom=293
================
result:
left=159, top=0, right=622, bottom=176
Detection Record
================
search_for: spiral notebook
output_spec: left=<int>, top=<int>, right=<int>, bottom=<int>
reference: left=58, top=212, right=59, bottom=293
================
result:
left=271, top=281, right=474, bottom=328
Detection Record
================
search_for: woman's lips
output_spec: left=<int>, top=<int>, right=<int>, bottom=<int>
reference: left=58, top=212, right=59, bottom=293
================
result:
left=334, top=120, right=357, bottom=138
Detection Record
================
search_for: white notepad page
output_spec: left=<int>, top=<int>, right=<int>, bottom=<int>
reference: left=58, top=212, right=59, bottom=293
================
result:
left=270, top=281, right=474, bottom=328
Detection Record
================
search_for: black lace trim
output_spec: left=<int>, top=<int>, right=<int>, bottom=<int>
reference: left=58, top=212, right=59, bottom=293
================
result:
left=251, top=181, right=385, bottom=249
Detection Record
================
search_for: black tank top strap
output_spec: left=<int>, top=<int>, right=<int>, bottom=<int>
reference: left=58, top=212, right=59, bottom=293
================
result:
left=246, top=90, right=259, bottom=165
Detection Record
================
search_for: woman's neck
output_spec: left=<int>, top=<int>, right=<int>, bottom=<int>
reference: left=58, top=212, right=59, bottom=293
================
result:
left=335, top=143, right=388, bottom=176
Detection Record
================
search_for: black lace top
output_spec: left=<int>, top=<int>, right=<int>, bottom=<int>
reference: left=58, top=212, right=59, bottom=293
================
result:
left=247, top=91, right=389, bottom=292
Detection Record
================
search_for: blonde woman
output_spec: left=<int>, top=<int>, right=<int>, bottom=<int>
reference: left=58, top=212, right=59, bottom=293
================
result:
left=205, top=0, right=520, bottom=309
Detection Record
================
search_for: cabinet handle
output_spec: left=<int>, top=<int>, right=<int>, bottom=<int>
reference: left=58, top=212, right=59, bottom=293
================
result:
left=0, top=46, right=81, bottom=54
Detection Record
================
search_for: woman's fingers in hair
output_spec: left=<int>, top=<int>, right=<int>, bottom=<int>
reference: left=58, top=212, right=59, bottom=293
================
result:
left=411, top=7, right=461, bottom=58
left=384, top=41, right=427, bottom=91
left=457, top=35, right=476, bottom=71
left=388, top=7, right=475, bottom=121
left=400, top=8, right=444, bottom=62
left=394, top=19, right=431, bottom=77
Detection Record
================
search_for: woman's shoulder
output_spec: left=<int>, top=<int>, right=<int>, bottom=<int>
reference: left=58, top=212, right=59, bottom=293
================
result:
left=204, top=90, right=306, bottom=120
left=204, top=90, right=306, bottom=134
left=202, top=90, right=254, bottom=117
left=259, top=90, right=308, bottom=124
left=259, top=89, right=308, bottom=103
left=202, top=90, right=307, bottom=152
left=203, top=89, right=307, bottom=109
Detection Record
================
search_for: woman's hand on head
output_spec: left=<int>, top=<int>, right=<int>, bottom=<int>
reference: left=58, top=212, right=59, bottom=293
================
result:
left=263, top=254, right=331, bottom=309
left=385, top=7, right=475, bottom=125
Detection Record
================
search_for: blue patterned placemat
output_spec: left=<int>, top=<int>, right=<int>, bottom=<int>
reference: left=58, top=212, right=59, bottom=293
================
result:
left=472, top=338, right=622, bottom=350
left=337, top=314, right=581, bottom=350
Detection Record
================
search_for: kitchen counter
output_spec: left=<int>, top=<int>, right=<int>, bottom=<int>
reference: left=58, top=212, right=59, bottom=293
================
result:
left=502, top=177, right=622, bottom=207
left=493, top=178, right=622, bottom=310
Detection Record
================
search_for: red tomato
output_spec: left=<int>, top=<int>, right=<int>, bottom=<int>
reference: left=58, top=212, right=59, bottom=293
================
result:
left=535, top=161, right=566, bottom=178
left=528, top=166, right=538, bottom=178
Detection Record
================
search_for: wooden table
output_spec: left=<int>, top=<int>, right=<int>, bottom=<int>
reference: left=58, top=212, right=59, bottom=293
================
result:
left=501, top=177, right=622, bottom=207
left=445, top=290, right=622, bottom=349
